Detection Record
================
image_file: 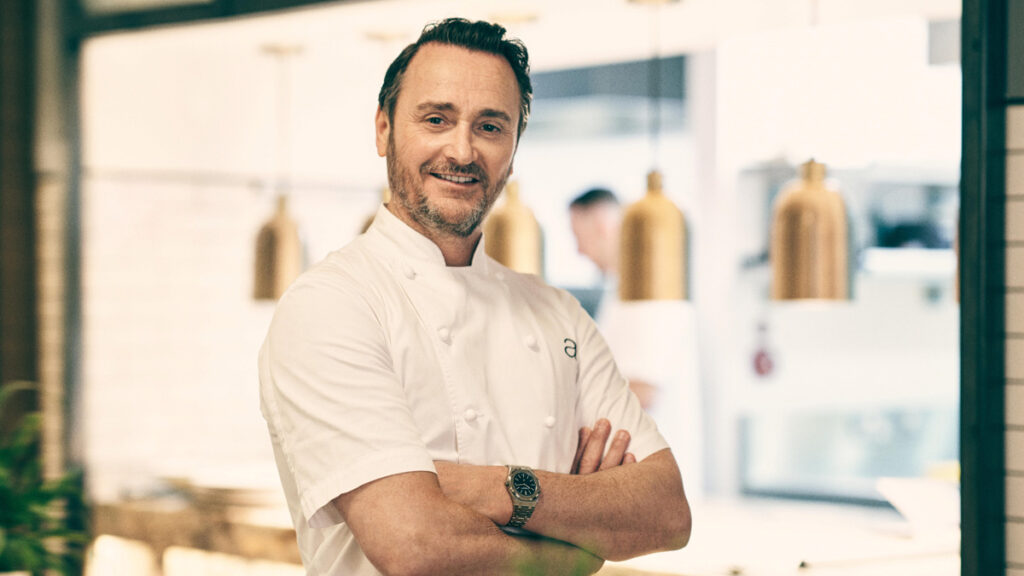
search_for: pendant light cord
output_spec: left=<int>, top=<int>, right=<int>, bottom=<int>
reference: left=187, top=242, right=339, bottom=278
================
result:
left=262, top=44, right=302, bottom=196
left=276, top=51, right=291, bottom=195
left=647, top=3, right=662, bottom=173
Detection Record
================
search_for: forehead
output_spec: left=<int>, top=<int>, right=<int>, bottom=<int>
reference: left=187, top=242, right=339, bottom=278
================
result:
left=398, top=43, right=520, bottom=117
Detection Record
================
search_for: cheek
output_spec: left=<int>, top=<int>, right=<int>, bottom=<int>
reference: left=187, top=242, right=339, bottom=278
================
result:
left=486, top=154, right=516, bottom=182
left=393, top=139, right=428, bottom=170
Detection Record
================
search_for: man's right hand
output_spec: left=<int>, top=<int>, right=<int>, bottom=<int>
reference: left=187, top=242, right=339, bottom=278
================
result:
left=571, top=418, right=637, bottom=475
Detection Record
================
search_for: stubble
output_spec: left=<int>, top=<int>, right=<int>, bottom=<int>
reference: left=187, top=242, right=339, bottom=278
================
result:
left=386, top=134, right=510, bottom=238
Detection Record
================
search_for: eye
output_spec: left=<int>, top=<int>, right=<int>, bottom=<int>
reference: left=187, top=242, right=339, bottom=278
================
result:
left=426, top=116, right=445, bottom=125
left=480, top=122, right=504, bottom=134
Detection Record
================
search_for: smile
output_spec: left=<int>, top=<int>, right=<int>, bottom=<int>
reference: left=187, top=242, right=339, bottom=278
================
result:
left=433, top=173, right=478, bottom=185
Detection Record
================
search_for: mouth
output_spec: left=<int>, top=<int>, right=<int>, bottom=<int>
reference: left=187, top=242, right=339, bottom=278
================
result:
left=431, top=172, right=480, bottom=185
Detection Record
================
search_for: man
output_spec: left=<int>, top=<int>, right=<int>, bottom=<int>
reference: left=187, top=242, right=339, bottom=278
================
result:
left=569, top=188, right=622, bottom=286
left=259, top=18, right=690, bottom=576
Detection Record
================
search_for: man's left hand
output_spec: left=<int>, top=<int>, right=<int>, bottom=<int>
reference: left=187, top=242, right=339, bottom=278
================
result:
left=434, top=418, right=637, bottom=525
left=571, top=418, right=636, bottom=474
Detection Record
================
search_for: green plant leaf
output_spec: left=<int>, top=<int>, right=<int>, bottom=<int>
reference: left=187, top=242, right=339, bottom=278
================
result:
left=0, top=383, right=89, bottom=575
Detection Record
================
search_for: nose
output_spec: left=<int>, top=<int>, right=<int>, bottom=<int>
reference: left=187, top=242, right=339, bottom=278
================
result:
left=443, top=124, right=477, bottom=166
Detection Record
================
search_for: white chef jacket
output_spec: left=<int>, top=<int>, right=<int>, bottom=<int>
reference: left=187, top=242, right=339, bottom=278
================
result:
left=259, top=205, right=668, bottom=576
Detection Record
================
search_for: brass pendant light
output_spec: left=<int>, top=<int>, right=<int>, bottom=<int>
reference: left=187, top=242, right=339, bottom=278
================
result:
left=770, top=159, right=849, bottom=300
left=483, top=181, right=543, bottom=275
left=617, top=0, right=688, bottom=301
left=254, top=43, right=304, bottom=301
left=254, top=195, right=303, bottom=300
left=619, top=170, right=687, bottom=301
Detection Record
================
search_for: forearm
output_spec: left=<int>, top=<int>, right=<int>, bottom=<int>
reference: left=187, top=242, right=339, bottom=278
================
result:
left=529, top=449, right=690, bottom=560
left=334, top=471, right=603, bottom=576
left=401, top=502, right=603, bottom=576
left=437, top=449, right=690, bottom=562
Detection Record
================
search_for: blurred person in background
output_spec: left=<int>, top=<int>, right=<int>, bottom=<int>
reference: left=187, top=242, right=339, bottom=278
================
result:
left=569, top=187, right=621, bottom=319
left=569, top=189, right=621, bottom=284
left=259, top=17, right=690, bottom=576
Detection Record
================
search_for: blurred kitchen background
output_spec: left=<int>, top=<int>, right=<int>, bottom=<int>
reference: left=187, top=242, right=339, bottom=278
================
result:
left=6, top=0, right=1010, bottom=574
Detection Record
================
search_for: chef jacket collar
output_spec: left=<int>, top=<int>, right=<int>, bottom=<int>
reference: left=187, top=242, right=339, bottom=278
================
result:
left=370, top=204, right=491, bottom=274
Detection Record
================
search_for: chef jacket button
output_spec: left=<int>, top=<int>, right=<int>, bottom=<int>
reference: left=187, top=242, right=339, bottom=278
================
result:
left=544, top=416, right=556, bottom=428
left=524, top=334, right=538, bottom=350
left=402, top=264, right=416, bottom=280
left=495, top=271, right=505, bottom=281
left=438, top=326, right=451, bottom=343
left=464, top=408, right=478, bottom=422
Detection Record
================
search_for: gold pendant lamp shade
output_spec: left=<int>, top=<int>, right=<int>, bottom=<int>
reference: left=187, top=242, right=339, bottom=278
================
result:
left=483, top=181, right=543, bottom=275
left=254, top=195, right=303, bottom=300
left=770, top=159, right=849, bottom=300
left=619, top=170, right=687, bottom=301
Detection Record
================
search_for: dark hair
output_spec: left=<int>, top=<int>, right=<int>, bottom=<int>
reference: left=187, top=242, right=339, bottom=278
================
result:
left=377, top=18, right=533, bottom=138
left=570, top=188, right=620, bottom=209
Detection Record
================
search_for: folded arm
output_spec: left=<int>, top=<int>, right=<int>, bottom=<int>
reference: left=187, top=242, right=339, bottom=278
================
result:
left=332, top=470, right=604, bottom=576
left=436, top=420, right=692, bottom=561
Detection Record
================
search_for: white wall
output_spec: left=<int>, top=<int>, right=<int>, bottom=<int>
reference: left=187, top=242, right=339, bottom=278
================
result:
left=79, top=18, right=388, bottom=498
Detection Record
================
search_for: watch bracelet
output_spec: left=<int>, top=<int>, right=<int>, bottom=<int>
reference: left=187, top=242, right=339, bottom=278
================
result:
left=508, top=504, right=534, bottom=528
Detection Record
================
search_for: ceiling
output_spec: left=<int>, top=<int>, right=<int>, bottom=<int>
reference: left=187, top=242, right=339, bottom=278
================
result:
left=143, top=0, right=962, bottom=72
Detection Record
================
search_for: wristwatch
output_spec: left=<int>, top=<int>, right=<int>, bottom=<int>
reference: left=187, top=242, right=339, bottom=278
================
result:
left=504, top=465, right=540, bottom=528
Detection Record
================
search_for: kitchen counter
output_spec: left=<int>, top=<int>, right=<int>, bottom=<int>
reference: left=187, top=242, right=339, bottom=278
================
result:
left=91, top=496, right=958, bottom=576
left=608, top=498, right=958, bottom=576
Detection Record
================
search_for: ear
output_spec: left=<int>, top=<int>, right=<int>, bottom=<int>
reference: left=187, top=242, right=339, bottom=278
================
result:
left=374, top=107, right=390, bottom=157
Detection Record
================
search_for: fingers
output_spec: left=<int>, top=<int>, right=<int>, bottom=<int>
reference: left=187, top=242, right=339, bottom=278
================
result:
left=598, top=429, right=631, bottom=471
left=576, top=419, right=611, bottom=475
left=571, top=426, right=592, bottom=474
left=572, top=419, right=636, bottom=474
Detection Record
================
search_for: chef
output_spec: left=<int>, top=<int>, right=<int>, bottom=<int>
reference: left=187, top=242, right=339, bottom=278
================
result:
left=259, top=17, right=691, bottom=576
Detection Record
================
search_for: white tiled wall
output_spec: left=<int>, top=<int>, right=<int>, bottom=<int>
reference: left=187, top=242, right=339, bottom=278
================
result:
left=1010, top=246, right=1024, bottom=289
left=1010, top=293, right=1024, bottom=334
left=1010, top=339, right=1024, bottom=381
left=1010, top=384, right=1024, bottom=427
left=1010, top=198, right=1024, bottom=242
left=1009, top=476, right=1024, bottom=518
left=1009, top=430, right=1024, bottom=475
left=1009, top=154, right=1024, bottom=203
left=1011, top=107, right=1024, bottom=150
left=1007, top=104, right=1024, bottom=574
left=77, top=14, right=388, bottom=501
left=1011, top=522, right=1024, bottom=566
left=80, top=174, right=378, bottom=500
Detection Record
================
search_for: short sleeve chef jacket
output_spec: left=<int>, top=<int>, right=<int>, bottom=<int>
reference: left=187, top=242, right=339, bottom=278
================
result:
left=259, top=206, right=669, bottom=576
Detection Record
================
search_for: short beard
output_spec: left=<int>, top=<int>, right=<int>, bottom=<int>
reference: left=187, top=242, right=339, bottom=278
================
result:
left=386, top=135, right=509, bottom=238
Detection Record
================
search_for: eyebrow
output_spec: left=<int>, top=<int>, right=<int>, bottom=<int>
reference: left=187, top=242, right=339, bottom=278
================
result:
left=415, top=102, right=513, bottom=124
left=480, top=108, right=514, bottom=124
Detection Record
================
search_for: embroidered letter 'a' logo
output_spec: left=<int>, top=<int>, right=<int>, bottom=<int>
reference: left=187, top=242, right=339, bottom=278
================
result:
left=563, top=338, right=577, bottom=359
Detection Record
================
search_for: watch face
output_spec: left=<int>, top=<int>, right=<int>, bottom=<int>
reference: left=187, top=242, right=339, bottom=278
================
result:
left=512, top=471, right=537, bottom=497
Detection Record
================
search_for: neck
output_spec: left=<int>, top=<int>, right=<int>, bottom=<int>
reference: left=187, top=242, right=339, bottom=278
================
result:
left=386, top=202, right=481, bottom=266
left=433, top=231, right=482, bottom=267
